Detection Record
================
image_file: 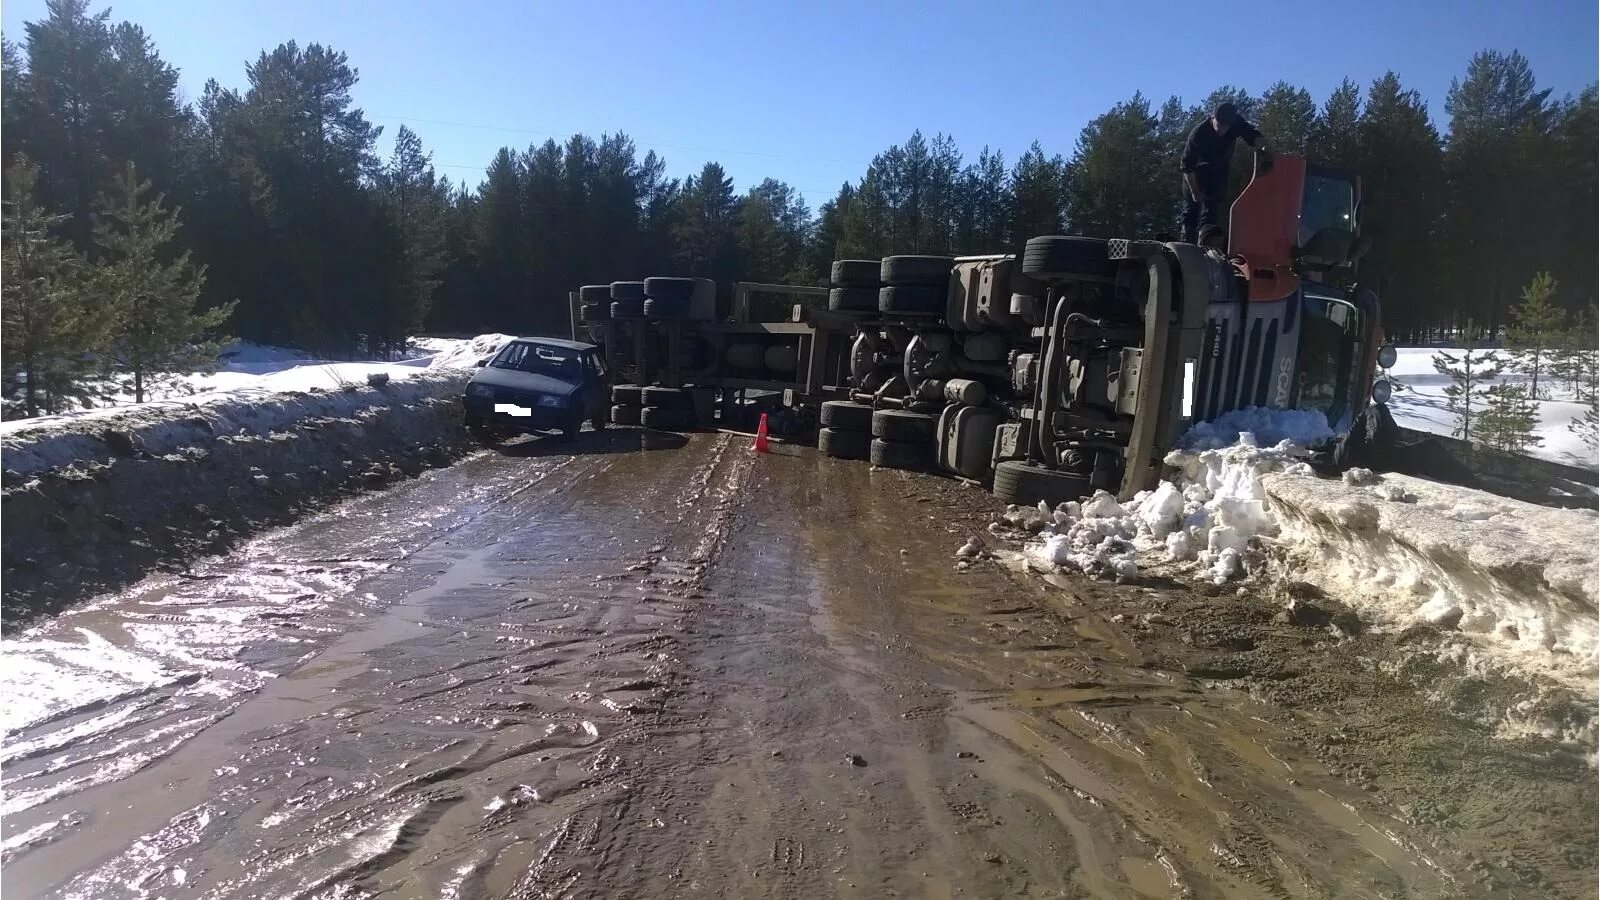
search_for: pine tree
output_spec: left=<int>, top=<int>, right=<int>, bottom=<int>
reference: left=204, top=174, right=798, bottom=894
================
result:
left=1504, top=271, right=1566, bottom=400
left=1066, top=92, right=1167, bottom=238
left=1432, top=325, right=1502, bottom=441
left=92, top=162, right=234, bottom=402
left=1308, top=78, right=1363, bottom=172
left=375, top=126, right=446, bottom=353
left=1009, top=142, right=1068, bottom=247
left=1256, top=81, right=1316, bottom=157
left=1570, top=393, right=1598, bottom=453
left=1477, top=383, right=1542, bottom=454
left=1, top=156, right=103, bottom=416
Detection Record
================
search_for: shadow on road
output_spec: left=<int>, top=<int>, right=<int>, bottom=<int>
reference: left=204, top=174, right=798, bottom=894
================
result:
left=488, top=427, right=691, bottom=457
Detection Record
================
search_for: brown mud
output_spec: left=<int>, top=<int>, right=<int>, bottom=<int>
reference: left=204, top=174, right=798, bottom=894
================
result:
left=2, top=431, right=1592, bottom=898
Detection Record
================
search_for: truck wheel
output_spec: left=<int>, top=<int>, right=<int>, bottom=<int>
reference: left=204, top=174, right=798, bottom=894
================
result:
left=611, top=404, right=642, bottom=426
left=610, top=281, right=646, bottom=301
left=580, top=302, right=610, bottom=322
left=1021, top=236, right=1114, bottom=282
left=992, top=460, right=1093, bottom=508
left=871, top=409, right=938, bottom=443
left=643, top=297, right=689, bottom=319
left=640, top=406, right=692, bottom=431
left=880, top=255, right=954, bottom=286
left=828, top=287, right=878, bottom=313
left=831, top=259, right=881, bottom=288
left=643, top=276, right=696, bottom=302
left=819, top=427, right=871, bottom=460
left=878, top=285, right=944, bottom=315
left=820, top=400, right=873, bottom=431
left=580, top=284, right=612, bottom=304
left=612, top=384, right=644, bottom=405
left=611, top=300, right=644, bottom=318
left=870, top=438, right=933, bottom=471
left=641, top=386, right=693, bottom=410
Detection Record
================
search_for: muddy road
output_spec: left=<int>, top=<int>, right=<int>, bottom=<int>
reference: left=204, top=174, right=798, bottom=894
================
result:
left=3, top=429, right=1594, bottom=898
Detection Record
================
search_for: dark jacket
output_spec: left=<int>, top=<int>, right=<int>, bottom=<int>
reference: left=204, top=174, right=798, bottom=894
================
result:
left=1181, top=119, right=1262, bottom=183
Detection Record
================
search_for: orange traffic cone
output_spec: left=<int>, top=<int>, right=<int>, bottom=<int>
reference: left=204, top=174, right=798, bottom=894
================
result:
left=752, top=413, right=771, bottom=454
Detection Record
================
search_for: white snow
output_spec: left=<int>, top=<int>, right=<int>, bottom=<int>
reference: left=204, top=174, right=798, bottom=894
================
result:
left=1001, top=404, right=1597, bottom=696
left=1384, top=346, right=1597, bottom=469
left=0, top=335, right=517, bottom=477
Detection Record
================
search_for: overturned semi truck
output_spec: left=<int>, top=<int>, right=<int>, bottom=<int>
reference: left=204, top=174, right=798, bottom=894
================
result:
left=570, top=155, right=1415, bottom=507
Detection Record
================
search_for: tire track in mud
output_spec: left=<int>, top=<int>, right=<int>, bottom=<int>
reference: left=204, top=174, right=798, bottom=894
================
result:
left=4, top=432, right=756, bottom=898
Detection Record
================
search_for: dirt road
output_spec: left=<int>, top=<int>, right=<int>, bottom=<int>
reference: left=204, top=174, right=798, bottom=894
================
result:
left=3, top=429, right=1593, bottom=898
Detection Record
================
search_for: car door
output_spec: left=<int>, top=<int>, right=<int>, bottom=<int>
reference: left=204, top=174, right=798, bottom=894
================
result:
left=583, top=350, right=608, bottom=422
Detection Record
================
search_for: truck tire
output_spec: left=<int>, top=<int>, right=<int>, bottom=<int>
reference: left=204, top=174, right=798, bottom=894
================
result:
left=643, top=276, right=696, bottom=301
left=870, top=438, right=933, bottom=471
left=871, top=409, right=938, bottom=443
left=580, top=302, right=610, bottom=322
left=611, top=404, right=642, bottom=426
left=1022, top=236, right=1114, bottom=281
left=829, top=287, right=878, bottom=313
left=641, top=386, right=693, bottom=410
left=643, top=297, right=688, bottom=319
left=610, top=281, right=645, bottom=301
left=819, top=427, right=871, bottom=460
left=831, top=259, right=881, bottom=287
left=992, top=460, right=1093, bottom=507
left=611, top=300, right=644, bottom=318
left=612, top=384, right=644, bottom=405
left=878, top=284, right=944, bottom=315
left=580, top=284, right=612, bottom=304
left=640, top=406, right=693, bottom=431
left=880, top=255, right=954, bottom=286
left=820, top=400, right=873, bottom=431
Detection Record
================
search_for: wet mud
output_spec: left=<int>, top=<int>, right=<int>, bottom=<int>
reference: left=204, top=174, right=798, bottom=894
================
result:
left=2, top=431, right=1593, bottom=898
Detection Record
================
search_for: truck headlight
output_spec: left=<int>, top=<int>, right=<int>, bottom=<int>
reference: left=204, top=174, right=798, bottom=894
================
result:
left=1372, top=379, right=1392, bottom=405
left=536, top=394, right=566, bottom=408
left=466, top=383, right=493, bottom=398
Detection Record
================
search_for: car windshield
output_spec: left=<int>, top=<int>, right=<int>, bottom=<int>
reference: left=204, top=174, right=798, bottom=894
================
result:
left=492, top=342, right=582, bottom=380
left=1298, top=289, right=1362, bottom=427
left=1299, top=174, right=1355, bottom=247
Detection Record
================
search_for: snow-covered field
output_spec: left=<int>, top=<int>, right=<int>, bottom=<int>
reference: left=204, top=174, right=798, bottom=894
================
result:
left=1385, top=346, right=1596, bottom=468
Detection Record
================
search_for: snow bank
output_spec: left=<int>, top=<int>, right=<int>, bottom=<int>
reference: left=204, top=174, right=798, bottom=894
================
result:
left=1003, top=405, right=1598, bottom=693
left=1264, top=470, right=1598, bottom=691
left=1, top=334, right=517, bottom=624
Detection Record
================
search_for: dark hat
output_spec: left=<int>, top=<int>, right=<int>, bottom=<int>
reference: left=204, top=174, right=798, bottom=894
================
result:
left=1213, top=102, right=1239, bottom=125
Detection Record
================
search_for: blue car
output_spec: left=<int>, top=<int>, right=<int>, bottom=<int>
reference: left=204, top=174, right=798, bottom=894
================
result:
left=462, top=338, right=610, bottom=441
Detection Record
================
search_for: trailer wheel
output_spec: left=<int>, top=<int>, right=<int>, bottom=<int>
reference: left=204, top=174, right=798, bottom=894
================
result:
left=870, top=438, right=934, bottom=471
left=641, top=386, right=694, bottom=410
left=878, top=284, right=944, bottom=315
left=610, top=281, right=646, bottom=301
left=643, top=276, right=696, bottom=302
left=820, top=400, right=874, bottom=431
left=880, top=255, right=954, bottom=286
left=829, top=287, right=878, bottom=313
left=819, top=427, right=871, bottom=460
left=643, top=297, right=689, bottom=319
left=992, top=460, right=1093, bottom=507
left=1021, top=236, right=1114, bottom=282
left=580, top=302, right=610, bottom=322
left=611, top=300, right=644, bottom=318
left=831, top=259, right=881, bottom=287
left=871, top=409, right=938, bottom=443
left=640, top=406, right=693, bottom=431
left=611, top=404, right=642, bottom=426
left=580, top=284, right=612, bottom=304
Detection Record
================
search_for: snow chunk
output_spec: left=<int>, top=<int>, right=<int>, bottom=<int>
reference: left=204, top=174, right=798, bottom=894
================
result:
left=1177, top=406, right=1334, bottom=452
left=1343, top=467, right=1377, bottom=486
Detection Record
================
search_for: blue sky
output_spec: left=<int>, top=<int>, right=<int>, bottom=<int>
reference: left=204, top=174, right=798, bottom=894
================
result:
left=4, top=0, right=1595, bottom=207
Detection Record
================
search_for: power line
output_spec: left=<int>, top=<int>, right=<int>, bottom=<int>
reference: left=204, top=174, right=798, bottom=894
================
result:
left=370, top=112, right=870, bottom=167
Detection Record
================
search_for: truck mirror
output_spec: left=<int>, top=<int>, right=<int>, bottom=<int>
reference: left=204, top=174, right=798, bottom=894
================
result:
left=1377, top=344, right=1397, bottom=369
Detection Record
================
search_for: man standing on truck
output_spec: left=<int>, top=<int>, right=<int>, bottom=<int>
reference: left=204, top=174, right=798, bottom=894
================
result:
left=1181, top=102, right=1270, bottom=244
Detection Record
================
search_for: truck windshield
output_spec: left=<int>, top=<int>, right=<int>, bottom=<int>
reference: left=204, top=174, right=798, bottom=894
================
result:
left=1299, top=175, right=1355, bottom=247
left=1298, top=290, right=1362, bottom=428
